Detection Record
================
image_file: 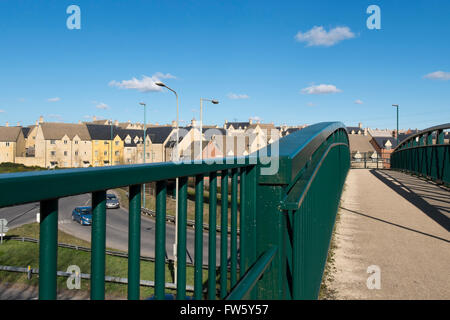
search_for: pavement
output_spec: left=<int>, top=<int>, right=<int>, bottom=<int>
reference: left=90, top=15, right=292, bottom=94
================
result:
left=330, top=169, right=450, bottom=299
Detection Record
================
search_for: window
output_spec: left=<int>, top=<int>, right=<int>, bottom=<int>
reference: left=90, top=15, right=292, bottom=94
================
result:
left=115, top=151, right=119, bottom=156
left=75, top=141, right=78, bottom=144
left=75, top=151, right=79, bottom=156
left=104, top=141, right=109, bottom=145
left=5, top=142, right=10, bottom=147
left=64, top=140, right=68, bottom=144
left=51, top=151, right=56, bottom=156
left=95, top=141, right=98, bottom=145
left=104, top=151, right=108, bottom=156
left=50, top=140, right=56, bottom=144
left=115, top=141, right=119, bottom=146
left=95, top=151, right=98, bottom=156
left=64, top=151, right=68, bottom=156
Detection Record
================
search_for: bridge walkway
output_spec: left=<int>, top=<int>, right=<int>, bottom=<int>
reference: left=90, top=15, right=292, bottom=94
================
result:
left=330, top=169, right=450, bottom=299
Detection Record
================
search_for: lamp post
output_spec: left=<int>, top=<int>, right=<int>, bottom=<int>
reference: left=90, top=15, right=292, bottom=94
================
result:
left=139, top=102, right=147, bottom=209
left=392, top=104, right=399, bottom=145
left=110, top=119, right=113, bottom=166
left=155, top=81, right=179, bottom=284
left=200, top=98, right=219, bottom=160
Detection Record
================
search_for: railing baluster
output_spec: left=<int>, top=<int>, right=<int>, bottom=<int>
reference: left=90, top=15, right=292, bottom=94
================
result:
left=208, top=171, right=217, bottom=300
left=39, top=199, right=58, bottom=300
left=155, top=180, right=167, bottom=300
left=177, top=177, right=188, bottom=300
left=128, top=184, right=141, bottom=300
left=194, top=174, right=204, bottom=300
left=91, top=190, right=106, bottom=300
left=239, top=167, right=246, bottom=279
left=220, top=169, right=229, bottom=299
left=230, top=168, right=238, bottom=288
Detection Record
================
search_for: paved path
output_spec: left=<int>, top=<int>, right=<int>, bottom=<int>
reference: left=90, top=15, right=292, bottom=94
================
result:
left=330, top=169, right=450, bottom=299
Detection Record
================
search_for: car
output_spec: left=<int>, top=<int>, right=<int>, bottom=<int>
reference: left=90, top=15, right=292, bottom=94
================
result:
left=71, top=206, right=92, bottom=226
left=106, top=193, right=120, bottom=209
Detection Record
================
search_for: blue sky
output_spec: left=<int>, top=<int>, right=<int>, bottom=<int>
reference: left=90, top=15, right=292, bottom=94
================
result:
left=0, top=0, right=449, bottom=130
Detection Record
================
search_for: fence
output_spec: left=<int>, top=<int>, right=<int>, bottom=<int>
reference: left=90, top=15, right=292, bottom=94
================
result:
left=0, top=121, right=350, bottom=300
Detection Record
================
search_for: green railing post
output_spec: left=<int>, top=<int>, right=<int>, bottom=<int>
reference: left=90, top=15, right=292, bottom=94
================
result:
left=128, top=184, right=141, bottom=300
left=230, top=168, right=238, bottom=288
left=155, top=180, right=167, bottom=300
left=39, top=199, right=58, bottom=300
left=208, top=171, right=217, bottom=300
left=242, top=165, right=257, bottom=299
left=239, top=168, right=246, bottom=280
left=220, top=169, right=229, bottom=299
left=194, top=174, right=204, bottom=300
left=91, top=190, right=106, bottom=300
left=177, top=177, right=188, bottom=300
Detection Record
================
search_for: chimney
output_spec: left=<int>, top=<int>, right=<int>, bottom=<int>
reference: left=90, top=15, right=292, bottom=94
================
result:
left=249, top=118, right=253, bottom=125
left=78, top=120, right=82, bottom=124
left=191, top=118, right=197, bottom=127
left=93, top=116, right=97, bottom=121
left=358, top=122, right=362, bottom=129
left=35, top=120, right=39, bottom=126
left=171, top=120, right=177, bottom=127
left=5, top=122, right=9, bottom=127
left=17, top=122, right=21, bottom=126
left=39, top=116, right=44, bottom=124
left=114, top=120, right=119, bottom=126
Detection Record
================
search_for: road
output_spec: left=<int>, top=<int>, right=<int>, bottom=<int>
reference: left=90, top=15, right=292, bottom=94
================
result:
left=0, top=193, right=226, bottom=265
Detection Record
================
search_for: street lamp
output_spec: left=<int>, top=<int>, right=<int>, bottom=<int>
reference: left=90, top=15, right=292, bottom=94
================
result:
left=155, top=81, right=180, bottom=284
left=200, top=98, right=219, bottom=161
left=392, top=104, right=399, bottom=146
left=139, top=102, right=147, bottom=209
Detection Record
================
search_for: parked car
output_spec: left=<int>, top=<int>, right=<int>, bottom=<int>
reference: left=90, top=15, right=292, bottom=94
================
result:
left=71, top=206, right=92, bottom=226
left=106, top=193, right=120, bottom=209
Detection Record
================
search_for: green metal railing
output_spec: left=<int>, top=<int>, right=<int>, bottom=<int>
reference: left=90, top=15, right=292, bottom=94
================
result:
left=391, top=123, right=449, bottom=186
left=0, top=121, right=349, bottom=300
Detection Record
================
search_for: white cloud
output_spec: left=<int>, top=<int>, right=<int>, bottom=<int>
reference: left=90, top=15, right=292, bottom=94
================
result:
left=301, top=84, right=342, bottom=95
left=109, top=72, right=176, bottom=93
left=227, top=93, right=250, bottom=100
left=95, top=102, right=109, bottom=110
left=295, top=26, right=355, bottom=47
left=354, top=99, right=364, bottom=104
left=47, top=97, right=61, bottom=102
left=250, top=116, right=262, bottom=122
left=423, top=71, right=450, bottom=80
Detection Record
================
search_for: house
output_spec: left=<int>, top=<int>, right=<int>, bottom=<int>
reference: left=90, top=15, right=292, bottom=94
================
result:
left=0, top=126, right=26, bottom=164
left=146, top=125, right=176, bottom=162
left=86, top=124, right=124, bottom=166
left=119, top=128, right=148, bottom=164
left=34, top=123, right=92, bottom=168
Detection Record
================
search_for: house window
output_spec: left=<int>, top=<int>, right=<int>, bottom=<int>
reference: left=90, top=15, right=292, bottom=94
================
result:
left=75, top=151, right=79, bottom=156
left=115, top=141, right=119, bottom=146
left=95, top=141, right=98, bottom=145
left=64, top=151, right=68, bottom=156
left=64, top=140, right=68, bottom=144
left=95, top=151, right=98, bottom=156
left=51, top=151, right=56, bottom=156
left=104, top=151, right=108, bottom=156
left=115, top=151, right=119, bottom=156
left=75, top=141, right=78, bottom=144
left=104, top=141, right=109, bottom=145
left=50, top=140, right=56, bottom=144
left=5, top=142, right=10, bottom=147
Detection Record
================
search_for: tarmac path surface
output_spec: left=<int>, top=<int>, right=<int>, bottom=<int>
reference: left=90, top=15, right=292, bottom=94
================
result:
left=330, top=169, right=450, bottom=299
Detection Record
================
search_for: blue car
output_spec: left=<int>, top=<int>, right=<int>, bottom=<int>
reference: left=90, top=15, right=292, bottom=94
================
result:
left=72, top=206, right=92, bottom=226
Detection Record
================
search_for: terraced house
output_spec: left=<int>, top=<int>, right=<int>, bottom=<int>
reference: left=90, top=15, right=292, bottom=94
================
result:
left=86, top=124, right=124, bottom=166
left=0, top=126, right=26, bottom=163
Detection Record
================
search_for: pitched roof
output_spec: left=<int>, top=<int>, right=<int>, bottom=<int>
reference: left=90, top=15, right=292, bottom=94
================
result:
left=85, top=124, right=120, bottom=140
left=146, top=126, right=174, bottom=144
left=348, top=135, right=376, bottom=153
left=0, top=126, right=22, bottom=142
left=40, top=123, right=91, bottom=140
left=225, top=122, right=250, bottom=130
